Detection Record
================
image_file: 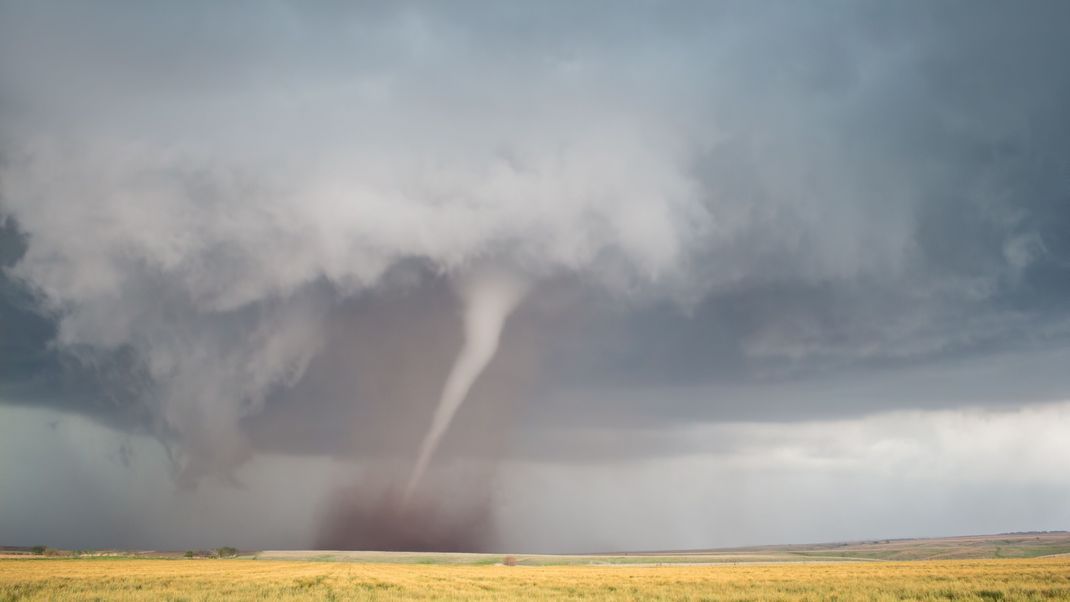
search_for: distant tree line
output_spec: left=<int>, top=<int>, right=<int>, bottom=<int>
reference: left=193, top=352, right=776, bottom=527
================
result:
left=184, top=547, right=239, bottom=558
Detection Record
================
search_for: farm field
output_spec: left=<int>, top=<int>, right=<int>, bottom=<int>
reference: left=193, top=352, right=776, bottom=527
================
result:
left=3, top=556, right=1070, bottom=601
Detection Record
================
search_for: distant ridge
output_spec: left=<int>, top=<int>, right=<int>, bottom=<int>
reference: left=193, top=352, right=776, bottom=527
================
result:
left=596, top=531, right=1070, bottom=561
left=9, top=531, right=1069, bottom=564
left=255, top=531, right=1070, bottom=565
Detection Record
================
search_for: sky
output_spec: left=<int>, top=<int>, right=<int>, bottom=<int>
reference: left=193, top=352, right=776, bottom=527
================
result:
left=1, top=0, right=1069, bottom=553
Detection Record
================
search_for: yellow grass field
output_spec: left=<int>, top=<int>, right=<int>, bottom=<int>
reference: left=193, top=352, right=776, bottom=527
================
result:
left=2, top=557, right=1070, bottom=601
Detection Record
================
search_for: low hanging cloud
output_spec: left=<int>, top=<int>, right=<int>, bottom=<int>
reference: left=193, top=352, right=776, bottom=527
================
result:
left=1, top=2, right=717, bottom=481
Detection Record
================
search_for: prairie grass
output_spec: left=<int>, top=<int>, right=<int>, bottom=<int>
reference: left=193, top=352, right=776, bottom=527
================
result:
left=2, top=556, right=1070, bottom=600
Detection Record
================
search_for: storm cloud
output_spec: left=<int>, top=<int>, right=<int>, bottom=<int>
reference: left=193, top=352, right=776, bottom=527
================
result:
left=2, top=0, right=1070, bottom=551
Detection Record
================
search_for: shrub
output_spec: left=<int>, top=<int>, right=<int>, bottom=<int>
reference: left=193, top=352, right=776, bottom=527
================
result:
left=217, top=546, right=239, bottom=558
left=31, top=546, right=46, bottom=556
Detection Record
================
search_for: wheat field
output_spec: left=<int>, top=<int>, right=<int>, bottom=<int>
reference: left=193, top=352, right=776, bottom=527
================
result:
left=2, top=556, right=1070, bottom=601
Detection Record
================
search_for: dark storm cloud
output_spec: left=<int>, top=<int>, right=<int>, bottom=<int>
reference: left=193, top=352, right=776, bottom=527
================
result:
left=525, top=0, right=1070, bottom=412
left=2, top=0, right=1070, bottom=474
left=0, top=218, right=54, bottom=386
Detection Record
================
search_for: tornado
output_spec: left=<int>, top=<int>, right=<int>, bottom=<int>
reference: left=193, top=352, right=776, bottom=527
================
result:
left=403, top=270, right=528, bottom=503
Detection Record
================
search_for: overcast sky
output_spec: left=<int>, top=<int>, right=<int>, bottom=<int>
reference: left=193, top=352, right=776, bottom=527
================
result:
left=2, top=0, right=1069, bottom=552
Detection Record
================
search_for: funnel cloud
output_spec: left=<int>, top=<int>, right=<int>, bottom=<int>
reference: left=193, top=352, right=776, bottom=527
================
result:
left=405, top=270, right=528, bottom=502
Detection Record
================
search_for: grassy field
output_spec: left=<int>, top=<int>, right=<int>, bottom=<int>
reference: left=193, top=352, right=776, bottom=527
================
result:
left=3, top=556, right=1070, bottom=601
